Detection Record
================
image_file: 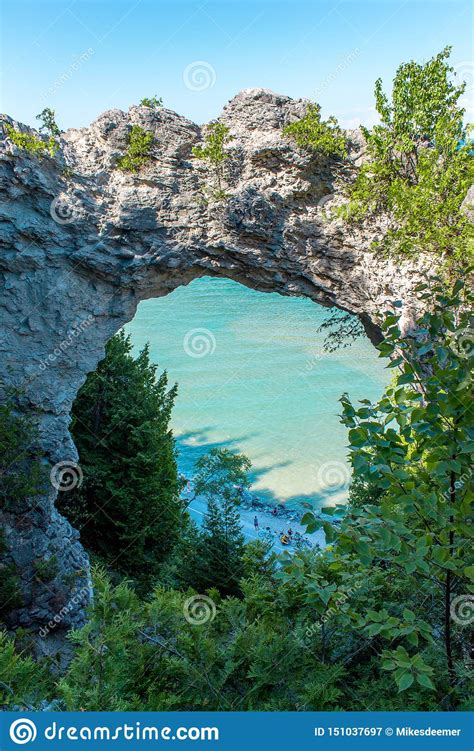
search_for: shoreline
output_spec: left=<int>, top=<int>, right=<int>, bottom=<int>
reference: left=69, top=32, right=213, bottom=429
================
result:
left=182, top=482, right=328, bottom=554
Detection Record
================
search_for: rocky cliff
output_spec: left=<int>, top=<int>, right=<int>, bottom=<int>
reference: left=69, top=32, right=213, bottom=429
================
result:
left=0, top=88, right=426, bottom=637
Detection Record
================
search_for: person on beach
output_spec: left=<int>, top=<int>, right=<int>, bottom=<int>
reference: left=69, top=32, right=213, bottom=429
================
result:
left=254, top=516, right=259, bottom=531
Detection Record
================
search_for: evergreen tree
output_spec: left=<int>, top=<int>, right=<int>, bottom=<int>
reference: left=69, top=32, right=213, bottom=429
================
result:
left=58, top=331, right=183, bottom=584
left=193, top=449, right=248, bottom=595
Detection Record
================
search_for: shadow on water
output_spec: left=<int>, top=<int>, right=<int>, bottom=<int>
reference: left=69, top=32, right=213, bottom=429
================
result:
left=174, top=429, right=348, bottom=514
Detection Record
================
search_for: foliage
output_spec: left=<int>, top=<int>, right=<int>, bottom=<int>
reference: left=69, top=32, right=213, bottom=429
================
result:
left=0, top=529, right=22, bottom=621
left=0, top=274, right=472, bottom=712
left=33, top=555, right=58, bottom=583
left=192, top=449, right=249, bottom=596
left=0, top=401, right=46, bottom=623
left=192, top=121, right=233, bottom=197
left=0, top=631, right=54, bottom=710
left=3, top=122, right=58, bottom=157
left=347, top=474, right=385, bottom=510
left=0, top=398, right=45, bottom=510
left=116, top=125, right=154, bottom=173
left=283, top=103, right=347, bottom=157
left=36, top=108, right=60, bottom=137
left=57, top=331, right=183, bottom=585
left=318, top=309, right=365, bottom=352
left=55, top=552, right=469, bottom=711
left=54, top=566, right=354, bottom=710
left=193, top=447, right=251, bottom=502
left=341, top=47, right=474, bottom=266
left=302, top=275, right=473, bottom=701
left=139, top=96, right=163, bottom=108
left=3, top=277, right=473, bottom=712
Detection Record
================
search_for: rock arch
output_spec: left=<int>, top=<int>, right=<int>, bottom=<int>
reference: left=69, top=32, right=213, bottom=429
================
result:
left=0, top=88, right=423, bottom=633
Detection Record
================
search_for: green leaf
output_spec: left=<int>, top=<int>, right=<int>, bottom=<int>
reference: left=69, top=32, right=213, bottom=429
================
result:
left=397, top=672, right=414, bottom=691
left=416, top=673, right=435, bottom=690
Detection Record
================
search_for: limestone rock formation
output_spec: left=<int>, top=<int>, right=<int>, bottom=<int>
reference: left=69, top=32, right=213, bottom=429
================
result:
left=0, top=88, right=426, bottom=635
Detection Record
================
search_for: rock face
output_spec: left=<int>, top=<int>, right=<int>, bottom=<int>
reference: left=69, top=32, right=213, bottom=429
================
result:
left=0, top=88, right=425, bottom=634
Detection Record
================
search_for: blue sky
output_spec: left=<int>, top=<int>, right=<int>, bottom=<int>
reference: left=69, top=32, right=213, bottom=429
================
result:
left=1, top=0, right=473, bottom=130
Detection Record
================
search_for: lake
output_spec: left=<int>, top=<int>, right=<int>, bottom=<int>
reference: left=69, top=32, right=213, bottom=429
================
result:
left=125, top=277, right=389, bottom=510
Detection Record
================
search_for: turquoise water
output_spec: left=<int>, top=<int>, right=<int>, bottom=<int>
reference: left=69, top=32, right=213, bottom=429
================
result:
left=125, top=277, right=389, bottom=510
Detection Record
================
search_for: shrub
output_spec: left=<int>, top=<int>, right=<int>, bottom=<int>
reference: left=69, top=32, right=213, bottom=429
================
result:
left=0, top=631, right=54, bottom=709
left=116, top=125, right=154, bottom=173
left=283, top=103, right=347, bottom=157
left=139, top=96, right=163, bottom=108
left=192, top=121, right=233, bottom=197
left=3, top=122, right=58, bottom=157
left=33, top=555, right=59, bottom=583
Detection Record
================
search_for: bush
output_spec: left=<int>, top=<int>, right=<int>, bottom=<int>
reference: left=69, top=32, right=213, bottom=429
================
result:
left=3, top=122, right=57, bottom=157
left=283, top=103, right=347, bottom=157
left=139, top=96, right=163, bottom=108
left=0, top=631, right=54, bottom=709
left=116, top=125, right=154, bottom=173
left=192, top=121, right=233, bottom=198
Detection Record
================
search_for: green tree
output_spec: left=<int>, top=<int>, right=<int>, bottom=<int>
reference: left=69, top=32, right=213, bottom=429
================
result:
left=0, top=631, right=54, bottom=709
left=58, top=331, right=183, bottom=584
left=36, top=108, right=60, bottom=137
left=342, top=46, right=474, bottom=265
left=193, top=449, right=249, bottom=595
left=192, top=121, right=233, bottom=199
left=346, top=474, right=385, bottom=510
left=283, top=102, right=347, bottom=157
left=302, top=276, right=473, bottom=700
left=139, top=96, right=163, bottom=108
left=116, top=125, right=154, bottom=173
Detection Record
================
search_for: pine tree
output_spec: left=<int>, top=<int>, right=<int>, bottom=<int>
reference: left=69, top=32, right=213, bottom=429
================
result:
left=192, top=449, right=248, bottom=595
left=58, top=331, right=183, bottom=584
